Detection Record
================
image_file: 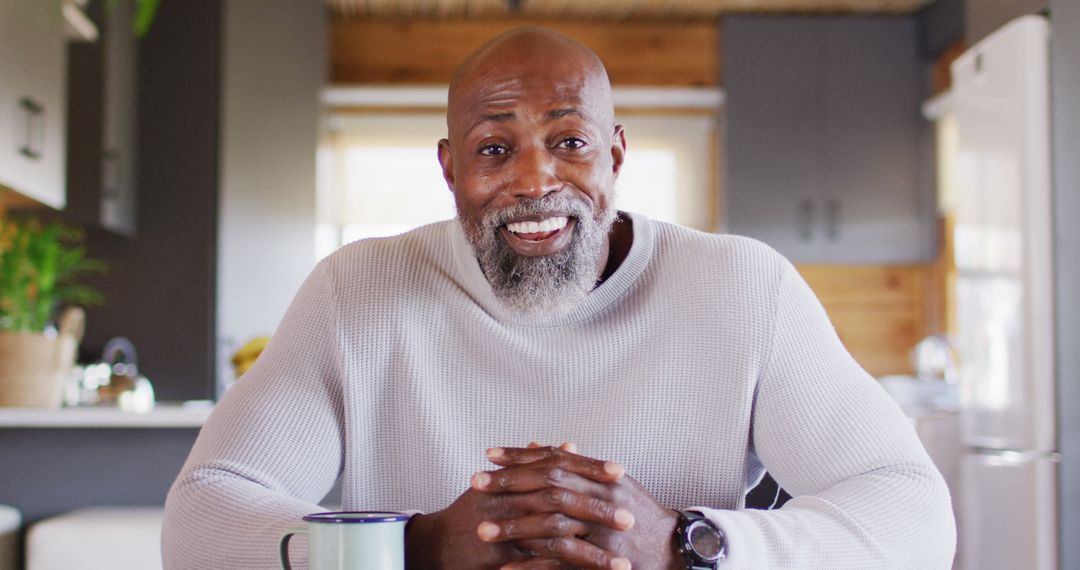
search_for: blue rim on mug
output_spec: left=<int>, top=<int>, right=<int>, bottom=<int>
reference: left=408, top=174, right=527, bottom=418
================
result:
left=302, top=511, right=410, bottom=524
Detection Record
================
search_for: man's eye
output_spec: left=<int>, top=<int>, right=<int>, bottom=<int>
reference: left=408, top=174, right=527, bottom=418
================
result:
left=479, top=144, right=509, bottom=156
left=558, top=138, right=586, bottom=150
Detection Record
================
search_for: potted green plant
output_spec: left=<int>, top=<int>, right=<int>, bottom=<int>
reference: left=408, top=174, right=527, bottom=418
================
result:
left=0, top=218, right=106, bottom=407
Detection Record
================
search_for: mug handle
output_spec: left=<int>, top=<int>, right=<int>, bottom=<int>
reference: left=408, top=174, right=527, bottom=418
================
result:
left=279, top=526, right=307, bottom=570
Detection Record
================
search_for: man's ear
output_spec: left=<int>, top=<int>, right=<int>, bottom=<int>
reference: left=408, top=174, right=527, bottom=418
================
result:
left=437, top=139, right=455, bottom=192
left=610, top=125, right=627, bottom=179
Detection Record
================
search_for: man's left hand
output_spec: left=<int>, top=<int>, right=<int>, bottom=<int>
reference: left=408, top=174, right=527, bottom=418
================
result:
left=473, top=445, right=681, bottom=570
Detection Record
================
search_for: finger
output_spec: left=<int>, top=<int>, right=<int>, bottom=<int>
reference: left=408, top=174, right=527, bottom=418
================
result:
left=490, top=445, right=548, bottom=465
left=474, top=464, right=609, bottom=496
left=516, top=538, right=632, bottom=570
left=476, top=513, right=589, bottom=542
left=487, top=447, right=624, bottom=482
left=502, top=559, right=575, bottom=570
left=480, top=487, right=635, bottom=530
left=524, top=441, right=574, bottom=453
left=501, top=559, right=572, bottom=570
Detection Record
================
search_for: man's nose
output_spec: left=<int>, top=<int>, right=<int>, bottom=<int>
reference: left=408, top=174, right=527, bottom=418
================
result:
left=508, top=145, right=560, bottom=199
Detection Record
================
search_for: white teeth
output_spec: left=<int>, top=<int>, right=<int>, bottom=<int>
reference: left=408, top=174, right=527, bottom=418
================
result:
left=506, top=216, right=568, bottom=235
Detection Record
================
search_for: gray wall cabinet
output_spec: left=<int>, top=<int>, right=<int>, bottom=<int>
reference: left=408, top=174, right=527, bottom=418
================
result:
left=725, top=16, right=936, bottom=264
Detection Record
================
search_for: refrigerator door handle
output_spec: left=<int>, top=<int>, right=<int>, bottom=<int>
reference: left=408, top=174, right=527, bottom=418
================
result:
left=968, top=447, right=1062, bottom=465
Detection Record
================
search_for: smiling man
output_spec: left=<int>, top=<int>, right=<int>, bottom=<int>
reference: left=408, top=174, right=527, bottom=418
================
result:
left=163, top=28, right=956, bottom=569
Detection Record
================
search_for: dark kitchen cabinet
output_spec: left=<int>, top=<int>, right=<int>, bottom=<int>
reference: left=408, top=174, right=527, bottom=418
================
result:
left=66, top=0, right=138, bottom=236
left=725, top=16, right=936, bottom=263
left=100, top=0, right=138, bottom=235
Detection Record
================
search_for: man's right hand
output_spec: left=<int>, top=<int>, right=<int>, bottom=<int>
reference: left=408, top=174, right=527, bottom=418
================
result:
left=404, top=445, right=634, bottom=569
left=405, top=488, right=531, bottom=569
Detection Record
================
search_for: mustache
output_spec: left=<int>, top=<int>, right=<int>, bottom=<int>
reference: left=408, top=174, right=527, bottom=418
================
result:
left=480, top=193, right=594, bottom=231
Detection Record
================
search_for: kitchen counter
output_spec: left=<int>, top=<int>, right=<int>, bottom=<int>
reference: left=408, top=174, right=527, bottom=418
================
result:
left=0, top=401, right=213, bottom=428
left=0, top=403, right=211, bottom=525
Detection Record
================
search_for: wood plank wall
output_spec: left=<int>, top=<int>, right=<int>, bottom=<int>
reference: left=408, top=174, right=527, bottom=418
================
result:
left=797, top=264, right=930, bottom=376
left=797, top=219, right=952, bottom=378
left=330, top=19, right=721, bottom=86
left=931, top=41, right=967, bottom=94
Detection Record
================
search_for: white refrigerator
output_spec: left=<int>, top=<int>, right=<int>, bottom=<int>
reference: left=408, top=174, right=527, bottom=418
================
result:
left=950, top=15, right=1058, bottom=570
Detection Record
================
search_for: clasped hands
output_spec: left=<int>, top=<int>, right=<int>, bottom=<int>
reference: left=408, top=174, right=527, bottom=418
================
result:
left=405, top=442, right=679, bottom=570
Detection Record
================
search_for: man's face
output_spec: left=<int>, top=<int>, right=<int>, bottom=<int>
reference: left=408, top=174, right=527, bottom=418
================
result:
left=439, top=43, right=626, bottom=316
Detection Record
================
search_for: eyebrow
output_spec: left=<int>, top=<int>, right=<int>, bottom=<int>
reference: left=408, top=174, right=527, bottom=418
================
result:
left=548, top=108, right=582, bottom=120
left=468, top=108, right=584, bottom=133
left=476, top=112, right=515, bottom=125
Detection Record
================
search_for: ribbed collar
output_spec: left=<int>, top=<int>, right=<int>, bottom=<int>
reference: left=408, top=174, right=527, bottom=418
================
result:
left=448, top=211, right=655, bottom=327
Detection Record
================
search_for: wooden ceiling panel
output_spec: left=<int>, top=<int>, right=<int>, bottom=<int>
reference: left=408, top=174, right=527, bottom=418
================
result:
left=332, top=19, right=721, bottom=85
left=326, top=0, right=933, bottom=19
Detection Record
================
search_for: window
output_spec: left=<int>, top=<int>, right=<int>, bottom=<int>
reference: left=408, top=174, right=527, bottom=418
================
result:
left=318, top=113, right=453, bottom=259
left=318, top=106, right=720, bottom=259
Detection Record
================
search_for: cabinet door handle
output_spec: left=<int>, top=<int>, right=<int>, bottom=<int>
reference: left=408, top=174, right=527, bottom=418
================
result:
left=825, top=199, right=841, bottom=241
left=103, top=148, right=121, bottom=198
left=18, top=97, right=44, bottom=160
left=798, top=199, right=815, bottom=241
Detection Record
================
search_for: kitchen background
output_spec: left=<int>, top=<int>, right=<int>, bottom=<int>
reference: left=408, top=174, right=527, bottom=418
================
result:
left=0, top=0, right=1077, bottom=568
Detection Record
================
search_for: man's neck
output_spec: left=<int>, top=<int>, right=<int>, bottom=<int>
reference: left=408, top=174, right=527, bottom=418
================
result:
left=596, top=214, right=633, bottom=287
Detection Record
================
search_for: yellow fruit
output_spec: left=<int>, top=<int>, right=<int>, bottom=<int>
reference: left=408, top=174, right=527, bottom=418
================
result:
left=231, top=336, right=271, bottom=378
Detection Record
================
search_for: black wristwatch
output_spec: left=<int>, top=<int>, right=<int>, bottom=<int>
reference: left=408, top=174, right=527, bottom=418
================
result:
left=673, top=510, right=726, bottom=569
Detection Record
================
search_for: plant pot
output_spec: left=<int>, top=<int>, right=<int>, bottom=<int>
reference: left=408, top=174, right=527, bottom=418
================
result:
left=0, top=308, right=84, bottom=408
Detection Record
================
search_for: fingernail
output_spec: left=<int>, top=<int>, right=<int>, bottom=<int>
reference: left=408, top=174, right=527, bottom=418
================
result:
left=614, top=508, right=635, bottom=529
left=477, top=521, right=500, bottom=541
left=611, top=557, right=632, bottom=570
left=561, top=441, right=578, bottom=453
left=527, top=441, right=541, bottom=448
left=472, top=472, right=491, bottom=489
left=604, top=462, right=625, bottom=478
left=487, top=447, right=505, bottom=459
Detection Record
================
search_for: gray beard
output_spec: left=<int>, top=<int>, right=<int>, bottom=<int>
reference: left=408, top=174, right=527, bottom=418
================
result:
left=458, top=193, right=617, bottom=317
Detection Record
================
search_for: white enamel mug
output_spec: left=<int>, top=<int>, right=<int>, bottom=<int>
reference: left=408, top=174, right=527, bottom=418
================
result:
left=279, top=511, right=409, bottom=570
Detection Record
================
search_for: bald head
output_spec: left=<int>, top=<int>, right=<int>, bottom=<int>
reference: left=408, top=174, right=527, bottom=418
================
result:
left=450, top=28, right=610, bottom=98
left=446, top=28, right=615, bottom=140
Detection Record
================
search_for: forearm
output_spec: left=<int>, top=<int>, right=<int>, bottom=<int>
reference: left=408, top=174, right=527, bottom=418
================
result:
left=691, top=460, right=954, bottom=569
left=161, top=354, right=344, bottom=567
left=162, top=464, right=322, bottom=569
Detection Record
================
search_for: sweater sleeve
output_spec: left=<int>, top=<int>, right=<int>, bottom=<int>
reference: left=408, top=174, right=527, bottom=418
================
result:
left=691, top=260, right=956, bottom=569
left=162, top=260, right=345, bottom=569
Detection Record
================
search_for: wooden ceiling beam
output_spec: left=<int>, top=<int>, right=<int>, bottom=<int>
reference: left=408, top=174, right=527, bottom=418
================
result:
left=325, top=0, right=931, bottom=20
left=331, top=19, right=722, bottom=86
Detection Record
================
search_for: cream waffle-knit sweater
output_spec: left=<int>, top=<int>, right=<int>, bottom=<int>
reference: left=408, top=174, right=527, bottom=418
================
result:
left=162, top=213, right=955, bottom=569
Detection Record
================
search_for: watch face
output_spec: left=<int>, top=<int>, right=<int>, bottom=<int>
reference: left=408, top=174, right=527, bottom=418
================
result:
left=688, top=520, right=724, bottom=561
